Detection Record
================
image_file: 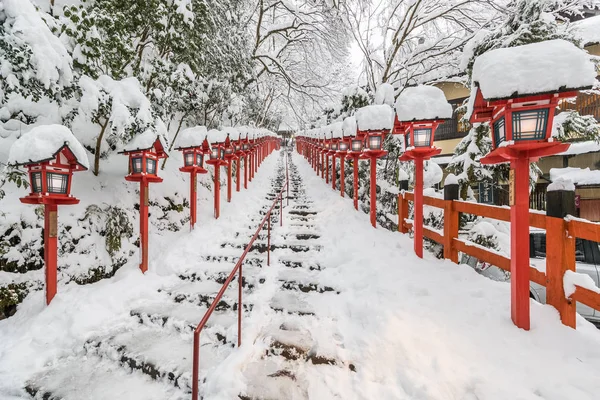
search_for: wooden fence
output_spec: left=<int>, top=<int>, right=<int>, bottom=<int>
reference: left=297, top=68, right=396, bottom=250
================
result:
left=398, top=191, right=600, bottom=328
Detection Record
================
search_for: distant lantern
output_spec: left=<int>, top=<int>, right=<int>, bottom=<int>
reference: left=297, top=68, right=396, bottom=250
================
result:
left=121, top=132, right=168, bottom=274
left=469, top=39, right=596, bottom=331
left=9, top=125, right=89, bottom=305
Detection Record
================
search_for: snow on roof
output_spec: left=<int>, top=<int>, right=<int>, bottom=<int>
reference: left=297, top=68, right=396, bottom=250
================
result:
left=222, top=126, right=240, bottom=141
left=444, top=173, right=459, bottom=186
left=343, top=116, right=357, bottom=137
left=331, top=122, right=343, bottom=139
left=374, top=83, right=395, bottom=106
left=472, top=39, right=597, bottom=100
left=550, top=167, right=600, bottom=186
left=557, top=140, right=600, bottom=156
left=208, top=129, right=227, bottom=144
left=571, top=15, right=600, bottom=46
left=175, top=126, right=208, bottom=149
left=395, top=85, right=453, bottom=122
left=547, top=178, right=576, bottom=192
left=123, top=130, right=168, bottom=153
left=8, top=124, right=89, bottom=169
left=355, top=105, right=394, bottom=131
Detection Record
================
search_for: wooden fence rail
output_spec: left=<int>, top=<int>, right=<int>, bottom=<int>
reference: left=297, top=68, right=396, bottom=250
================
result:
left=398, top=191, right=600, bottom=329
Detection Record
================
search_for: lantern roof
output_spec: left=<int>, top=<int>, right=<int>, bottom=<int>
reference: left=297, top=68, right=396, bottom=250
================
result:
left=331, top=122, right=343, bottom=139
left=471, top=39, right=596, bottom=102
left=570, top=15, right=600, bottom=47
left=395, top=85, right=452, bottom=122
left=342, top=116, right=357, bottom=137
left=8, top=124, right=89, bottom=170
left=174, top=126, right=208, bottom=150
left=355, top=104, right=394, bottom=131
left=207, top=129, right=226, bottom=144
left=122, top=130, right=168, bottom=157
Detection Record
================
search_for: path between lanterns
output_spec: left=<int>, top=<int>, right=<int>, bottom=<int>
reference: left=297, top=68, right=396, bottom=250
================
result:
left=2, top=149, right=600, bottom=400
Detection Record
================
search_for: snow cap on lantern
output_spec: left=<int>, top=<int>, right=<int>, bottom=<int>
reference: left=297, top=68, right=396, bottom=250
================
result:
left=469, top=39, right=596, bottom=158
left=374, top=82, right=395, bottom=107
left=355, top=104, right=393, bottom=152
left=395, top=85, right=452, bottom=150
left=207, top=129, right=227, bottom=162
left=222, top=127, right=239, bottom=159
left=175, top=126, right=208, bottom=170
left=8, top=124, right=88, bottom=204
left=121, top=130, right=168, bottom=182
left=344, top=116, right=362, bottom=154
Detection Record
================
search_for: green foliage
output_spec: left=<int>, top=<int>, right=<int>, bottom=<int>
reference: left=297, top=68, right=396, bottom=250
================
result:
left=553, top=110, right=600, bottom=142
left=83, top=204, right=133, bottom=258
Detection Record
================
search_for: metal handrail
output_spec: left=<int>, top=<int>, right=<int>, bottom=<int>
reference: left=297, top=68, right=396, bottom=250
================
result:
left=191, top=155, right=290, bottom=399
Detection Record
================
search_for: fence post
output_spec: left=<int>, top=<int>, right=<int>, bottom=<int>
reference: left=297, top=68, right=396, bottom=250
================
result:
left=546, top=186, right=576, bottom=328
left=398, top=186, right=409, bottom=234
left=443, top=176, right=459, bottom=263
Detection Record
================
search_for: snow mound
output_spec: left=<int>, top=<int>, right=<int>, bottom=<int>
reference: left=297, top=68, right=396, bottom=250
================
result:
left=8, top=124, right=89, bottom=169
left=395, top=85, right=453, bottom=122
left=208, top=129, right=227, bottom=144
left=564, top=270, right=600, bottom=298
left=355, top=105, right=394, bottom=131
left=331, top=122, right=343, bottom=139
left=547, top=178, right=575, bottom=192
left=223, top=126, right=240, bottom=141
left=571, top=15, right=600, bottom=46
left=342, top=116, right=357, bottom=137
left=444, top=173, right=459, bottom=186
left=175, top=126, right=208, bottom=149
left=122, top=130, right=168, bottom=153
left=550, top=167, right=600, bottom=186
left=472, top=39, right=596, bottom=100
left=374, top=83, right=395, bottom=106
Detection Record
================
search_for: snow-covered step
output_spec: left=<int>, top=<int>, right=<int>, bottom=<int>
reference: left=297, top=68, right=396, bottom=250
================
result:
left=25, top=355, right=185, bottom=400
left=270, top=292, right=315, bottom=316
left=279, top=259, right=322, bottom=271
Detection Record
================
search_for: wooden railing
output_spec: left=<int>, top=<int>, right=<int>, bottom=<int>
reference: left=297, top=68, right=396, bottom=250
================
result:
left=398, top=191, right=600, bottom=328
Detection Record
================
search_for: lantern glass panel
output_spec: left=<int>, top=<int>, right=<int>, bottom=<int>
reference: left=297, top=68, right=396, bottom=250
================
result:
left=220, top=149, right=225, bottom=159
left=332, top=143, right=338, bottom=151
left=211, top=148, right=219, bottom=159
left=512, top=109, right=548, bottom=141
left=146, top=158, right=157, bottom=175
left=196, top=153, right=203, bottom=166
left=31, top=172, right=42, bottom=193
left=339, top=142, right=348, bottom=151
left=225, top=147, right=233, bottom=155
left=493, top=117, right=506, bottom=147
left=351, top=139, right=363, bottom=152
left=46, top=172, right=68, bottom=194
left=132, top=157, right=143, bottom=173
left=243, top=144, right=249, bottom=150
left=368, top=135, right=382, bottom=150
left=413, top=128, right=432, bottom=147
left=184, top=153, right=194, bottom=166
left=235, top=145, right=241, bottom=151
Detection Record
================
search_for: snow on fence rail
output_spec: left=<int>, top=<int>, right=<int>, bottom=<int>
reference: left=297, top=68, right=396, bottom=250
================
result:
left=398, top=191, right=600, bottom=328
left=191, top=155, right=289, bottom=399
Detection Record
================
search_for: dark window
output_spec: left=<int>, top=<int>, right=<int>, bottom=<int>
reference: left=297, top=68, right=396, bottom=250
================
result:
left=31, top=172, right=42, bottom=193
left=434, top=98, right=470, bottom=141
left=146, top=158, right=157, bottom=174
left=493, top=117, right=506, bottom=147
left=132, top=157, right=143, bottom=173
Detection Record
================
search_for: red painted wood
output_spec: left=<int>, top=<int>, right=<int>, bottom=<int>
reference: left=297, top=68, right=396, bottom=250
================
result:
left=326, top=154, right=329, bottom=184
left=332, top=155, right=337, bottom=190
left=340, top=157, right=345, bottom=197
left=190, top=171, right=197, bottom=230
left=227, top=160, right=232, bottom=203
left=139, top=179, right=149, bottom=273
left=353, top=157, right=359, bottom=210
left=510, top=157, right=530, bottom=330
left=414, top=157, right=424, bottom=257
left=214, top=165, right=220, bottom=219
left=44, top=204, right=58, bottom=304
left=236, top=159, right=241, bottom=192
left=370, top=156, right=377, bottom=228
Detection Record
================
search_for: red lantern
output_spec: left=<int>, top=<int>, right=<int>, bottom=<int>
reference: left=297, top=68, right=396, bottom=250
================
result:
left=10, top=125, right=88, bottom=305
left=121, top=133, right=168, bottom=274
left=394, top=85, right=453, bottom=259
left=206, top=130, right=228, bottom=219
left=175, top=127, right=209, bottom=231
left=469, top=40, right=596, bottom=331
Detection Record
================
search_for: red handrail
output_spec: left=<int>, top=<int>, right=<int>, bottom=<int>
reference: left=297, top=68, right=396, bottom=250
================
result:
left=191, top=156, right=290, bottom=399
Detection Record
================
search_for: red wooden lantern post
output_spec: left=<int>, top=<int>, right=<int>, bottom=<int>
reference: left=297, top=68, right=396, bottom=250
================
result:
left=469, top=40, right=595, bottom=330
left=223, top=135, right=236, bottom=203
left=9, top=125, right=88, bottom=304
left=330, top=122, right=343, bottom=191
left=344, top=115, right=362, bottom=210
left=234, top=136, right=243, bottom=192
left=337, top=134, right=350, bottom=197
left=355, top=105, right=394, bottom=227
left=394, top=86, right=453, bottom=258
left=175, top=127, right=209, bottom=231
left=242, top=134, right=250, bottom=189
left=121, top=133, right=168, bottom=273
left=324, top=131, right=331, bottom=185
left=206, top=130, right=227, bottom=219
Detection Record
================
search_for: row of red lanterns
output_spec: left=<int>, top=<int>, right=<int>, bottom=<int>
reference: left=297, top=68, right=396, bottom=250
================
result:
left=9, top=126, right=280, bottom=305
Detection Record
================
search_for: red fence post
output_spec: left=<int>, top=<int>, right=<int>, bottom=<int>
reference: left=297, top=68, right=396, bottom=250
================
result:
left=443, top=200, right=459, bottom=263
left=398, top=193, right=409, bottom=234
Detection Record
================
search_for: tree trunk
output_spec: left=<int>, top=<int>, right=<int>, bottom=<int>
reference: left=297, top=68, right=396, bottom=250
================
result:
left=160, top=114, right=187, bottom=170
left=93, top=119, right=110, bottom=176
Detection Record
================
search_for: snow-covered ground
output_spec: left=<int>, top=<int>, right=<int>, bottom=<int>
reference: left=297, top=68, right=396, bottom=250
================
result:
left=1, top=148, right=600, bottom=400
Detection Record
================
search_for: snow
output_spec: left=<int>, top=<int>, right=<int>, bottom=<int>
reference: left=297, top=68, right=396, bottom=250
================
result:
left=547, top=178, right=575, bottom=192
left=374, top=83, right=395, bottom=106
left=571, top=15, right=600, bottom=46
left=395, top=85, right=453, bottom=122
left=354, top=105, right=394, bottom=131
left=331, top=122, right=343, bottom=139
left=342, top=116, right=357, bottom=137
left=550, top=167, right=600, bottom=186
left=7, top=124, right=89, bottom=169
left=208, top=129, right=227, bottom=144
left=564, top=270, right=600, bottom=298
left=0, top=0, right=73, bottom=89
left=431, top=155, right=453, bottom=165
left=176, top=126, right=208, bottom=149
left=444, top=173, right=459, bottom=186
left=122, top=130, right=168, bottom=153
left=223, top=127, right=241, bottom=141
left=557, top=140, right=600, bottom=156
left=398, top=168, right=409, bottom=182
left=472, top=40, right=597, bottom=100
